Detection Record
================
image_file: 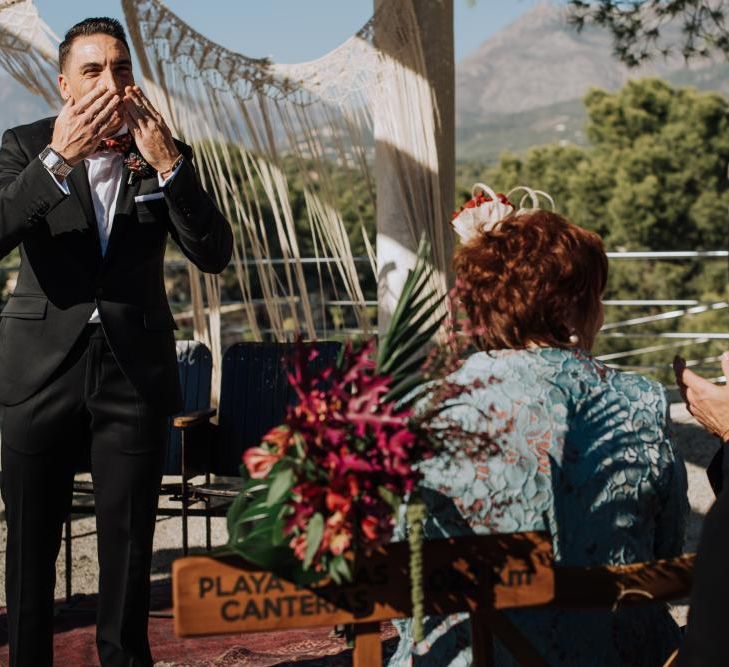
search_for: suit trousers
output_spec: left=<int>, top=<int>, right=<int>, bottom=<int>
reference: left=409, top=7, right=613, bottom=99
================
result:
left=1, top=324, right=167, bottom=667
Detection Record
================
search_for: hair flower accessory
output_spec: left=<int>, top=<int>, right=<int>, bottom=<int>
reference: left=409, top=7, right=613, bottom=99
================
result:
left=451, top=182, right=556, bottom=242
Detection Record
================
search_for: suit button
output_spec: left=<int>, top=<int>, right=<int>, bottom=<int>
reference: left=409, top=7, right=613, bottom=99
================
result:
left=95, top=287, right=103, bottom=298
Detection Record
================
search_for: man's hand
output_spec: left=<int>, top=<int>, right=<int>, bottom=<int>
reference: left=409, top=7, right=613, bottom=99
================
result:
left=50, top=84, right=121, bottom=166
left=122, top=86, right=180, bottom=175
left=674, top=353, right=729, bottom=441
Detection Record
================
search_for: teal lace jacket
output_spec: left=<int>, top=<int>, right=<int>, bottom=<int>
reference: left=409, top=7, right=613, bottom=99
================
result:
left=389, top=348, right=689, bottom=667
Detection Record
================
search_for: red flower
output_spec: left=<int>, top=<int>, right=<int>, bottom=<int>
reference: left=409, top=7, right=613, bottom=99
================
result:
left=290, top=533, right=308, bottom=561
left=325, top=474, right=359, bottom=513
left=451, top=191, right=513, bottom=221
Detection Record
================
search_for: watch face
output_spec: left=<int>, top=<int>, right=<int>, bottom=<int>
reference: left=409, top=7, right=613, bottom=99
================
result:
left=40, top=147, right=72, bottom=177
left=42, top=149, right=61, bottom=170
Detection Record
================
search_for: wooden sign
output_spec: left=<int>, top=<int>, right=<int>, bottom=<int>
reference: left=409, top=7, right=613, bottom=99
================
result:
left=173, top=531, right=554, bottom=637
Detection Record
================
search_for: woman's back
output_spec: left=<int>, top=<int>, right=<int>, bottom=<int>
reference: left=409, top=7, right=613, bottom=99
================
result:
left=390, top=348, right=688, bottom=666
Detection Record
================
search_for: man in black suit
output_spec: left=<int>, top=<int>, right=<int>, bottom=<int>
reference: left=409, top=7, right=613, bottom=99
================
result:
left=674, top=353, right=729, bottom=666
left=0, top=17, right=232, bottom=667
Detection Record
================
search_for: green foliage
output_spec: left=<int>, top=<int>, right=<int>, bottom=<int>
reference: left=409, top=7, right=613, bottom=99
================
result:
left=226, top=470, right=324, bottom=585
left=459, top=78, right=729, bottom=383
left=376, top=237, right=446, bottom=403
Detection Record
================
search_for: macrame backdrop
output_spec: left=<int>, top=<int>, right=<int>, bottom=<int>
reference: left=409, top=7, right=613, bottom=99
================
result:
left=0, top=0, right=59, bottom=105
left=0, top=0, right=450, bottom=402
left=120, top=0, right=450, bottom=401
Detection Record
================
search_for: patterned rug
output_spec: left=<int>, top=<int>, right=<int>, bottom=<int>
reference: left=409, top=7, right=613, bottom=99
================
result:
left=0, top=581, right=398, bottom=666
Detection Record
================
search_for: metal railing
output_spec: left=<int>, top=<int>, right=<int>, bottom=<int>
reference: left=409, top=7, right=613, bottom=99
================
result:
left=595, top=250, right=728, bottom=383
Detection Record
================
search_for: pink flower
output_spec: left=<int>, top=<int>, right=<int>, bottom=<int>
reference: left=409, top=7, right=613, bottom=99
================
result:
left=243, top=447, right=280, bottom=479
left=290, top=533, right=308, bottom=561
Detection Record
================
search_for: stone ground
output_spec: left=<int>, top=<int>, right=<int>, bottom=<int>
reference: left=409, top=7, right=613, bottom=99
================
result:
left=0, top=403, right=719, bottom=665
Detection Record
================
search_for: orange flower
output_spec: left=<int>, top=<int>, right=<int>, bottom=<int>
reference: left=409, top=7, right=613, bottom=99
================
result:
left=262, top=425, right=292, bottom=454
left=243, top=447, right=280, bottom=479
left=325, top=490, right=351, bottom=513
left=329, top=530, right=352, bottom=556
left=325, top=511, right=352, bottom=556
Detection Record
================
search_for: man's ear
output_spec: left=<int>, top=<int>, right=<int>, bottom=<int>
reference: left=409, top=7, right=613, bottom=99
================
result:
left=57, top=74, right=71, bottom=102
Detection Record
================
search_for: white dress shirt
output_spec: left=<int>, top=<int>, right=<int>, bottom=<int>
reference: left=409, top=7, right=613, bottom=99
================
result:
left=84, top=148, right=124, bottom=323
left=45, top=127, right=182, bottom=323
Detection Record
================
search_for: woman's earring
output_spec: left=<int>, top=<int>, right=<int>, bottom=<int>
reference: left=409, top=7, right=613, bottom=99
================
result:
left=569, top=334, right=579, bottom=345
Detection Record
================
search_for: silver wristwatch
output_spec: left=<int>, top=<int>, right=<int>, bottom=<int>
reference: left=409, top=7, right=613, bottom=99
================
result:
left=39, top=145, right=73, bottom=179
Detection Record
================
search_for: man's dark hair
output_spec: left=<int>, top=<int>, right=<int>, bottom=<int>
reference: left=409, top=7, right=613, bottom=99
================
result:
left=58, top=17, right=130, bottom=72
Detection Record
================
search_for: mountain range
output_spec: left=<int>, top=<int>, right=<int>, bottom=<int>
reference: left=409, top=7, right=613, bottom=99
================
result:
left=455, top=2, right=729, bottom=162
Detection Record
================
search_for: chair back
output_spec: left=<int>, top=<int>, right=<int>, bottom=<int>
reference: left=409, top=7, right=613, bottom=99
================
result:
left=214, top=341, right=341, bottom=476
left=163, top=340, right=213, bottom=475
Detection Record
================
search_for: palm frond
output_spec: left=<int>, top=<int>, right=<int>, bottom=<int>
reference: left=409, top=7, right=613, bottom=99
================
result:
left=377, top=236, right=445, bottom=403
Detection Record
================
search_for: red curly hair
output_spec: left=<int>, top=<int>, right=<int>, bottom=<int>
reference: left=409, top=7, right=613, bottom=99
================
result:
left=453, top=210, right=608, bottom=350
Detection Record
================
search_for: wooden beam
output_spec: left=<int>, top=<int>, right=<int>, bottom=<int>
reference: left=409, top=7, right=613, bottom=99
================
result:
left=353, top=622, right=382, bottom=667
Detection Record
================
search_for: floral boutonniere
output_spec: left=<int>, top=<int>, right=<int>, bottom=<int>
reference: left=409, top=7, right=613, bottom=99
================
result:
left=124, top=150, right=156, bottom=185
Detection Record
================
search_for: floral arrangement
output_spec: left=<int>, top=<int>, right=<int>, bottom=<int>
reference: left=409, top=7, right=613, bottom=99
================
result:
left=451, top=182, right=555, bottom=242
left=240, top=338, right=431, bottom=581
left=227, top=239, right=447, bottom=592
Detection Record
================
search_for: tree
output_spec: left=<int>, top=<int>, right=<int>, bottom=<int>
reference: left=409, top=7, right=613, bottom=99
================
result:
left=568, top=1, right=729, bottom=67
left=457, top=78, right=729, bottom=382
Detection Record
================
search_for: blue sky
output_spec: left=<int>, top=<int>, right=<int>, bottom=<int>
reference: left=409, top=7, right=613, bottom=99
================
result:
left=35, top=0, right=552, bottom=63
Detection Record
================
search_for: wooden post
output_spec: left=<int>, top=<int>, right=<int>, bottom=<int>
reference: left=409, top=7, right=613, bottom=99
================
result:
left=470, top=611, right=495, bottom=667
left=353, top=622, right=382, bottom=667
left=374, top=0, right=455, bottom=334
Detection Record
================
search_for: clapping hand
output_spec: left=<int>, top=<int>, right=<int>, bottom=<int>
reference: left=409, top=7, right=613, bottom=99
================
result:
left=674, top=353, right=729, bottom=441
left=122, top=85, right=180, bottom=176
left=50, top=84, right=122, bottom=166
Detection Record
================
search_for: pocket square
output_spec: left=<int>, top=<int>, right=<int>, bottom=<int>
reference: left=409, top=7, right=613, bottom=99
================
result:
left=134, top=192, right=164, bottom=203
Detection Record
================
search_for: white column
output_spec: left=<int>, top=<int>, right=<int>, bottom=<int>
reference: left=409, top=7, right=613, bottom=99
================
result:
left=374, top=0, right=455, bottom=334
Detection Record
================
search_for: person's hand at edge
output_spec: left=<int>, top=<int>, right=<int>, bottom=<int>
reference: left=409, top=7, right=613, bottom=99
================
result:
left=674, top=352, right=729, bottom=442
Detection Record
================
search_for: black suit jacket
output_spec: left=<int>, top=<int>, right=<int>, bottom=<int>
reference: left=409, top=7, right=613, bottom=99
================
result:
left=0, top=116, right=233, bottom=415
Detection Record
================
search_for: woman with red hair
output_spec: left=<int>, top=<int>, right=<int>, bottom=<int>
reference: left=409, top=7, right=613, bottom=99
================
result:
left=390, top=194, right=688, bottom=666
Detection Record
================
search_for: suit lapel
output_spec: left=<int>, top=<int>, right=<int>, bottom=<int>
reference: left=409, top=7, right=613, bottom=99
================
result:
left=67, top=163, right=99, bottom=243
left=113, top=163, right=141, bottom=218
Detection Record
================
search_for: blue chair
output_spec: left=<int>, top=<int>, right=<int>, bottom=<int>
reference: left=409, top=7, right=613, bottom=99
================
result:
left=175, top=341, right=341, bottom=553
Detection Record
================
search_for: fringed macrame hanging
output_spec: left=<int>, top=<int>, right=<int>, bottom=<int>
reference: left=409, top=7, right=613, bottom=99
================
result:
left=0, top=0, right=59, bottom=106
left=121, top=0, right=450, bottom=402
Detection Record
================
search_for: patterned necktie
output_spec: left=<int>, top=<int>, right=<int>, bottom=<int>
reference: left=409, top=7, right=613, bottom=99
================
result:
left=97, top=133, right=133, bottom=155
